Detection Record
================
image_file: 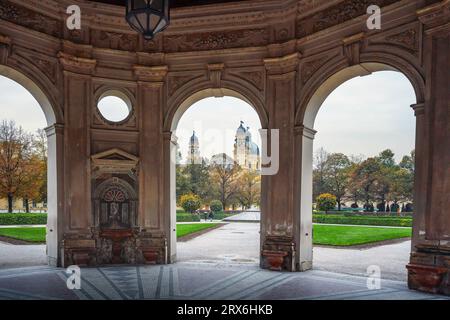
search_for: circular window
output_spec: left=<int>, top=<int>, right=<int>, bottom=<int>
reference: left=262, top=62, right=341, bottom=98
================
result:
left=97, top=94, right=131, bottom=123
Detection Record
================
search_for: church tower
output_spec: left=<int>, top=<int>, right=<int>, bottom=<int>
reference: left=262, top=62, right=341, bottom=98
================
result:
left=234, top=121, right=247, bottom=166
left=187, top=131, right=201, bottom=164
left=233, top=121, right=261, bottom=170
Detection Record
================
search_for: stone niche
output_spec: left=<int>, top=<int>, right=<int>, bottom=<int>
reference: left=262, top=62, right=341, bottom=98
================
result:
left=91, top=148, right=142, bottom=265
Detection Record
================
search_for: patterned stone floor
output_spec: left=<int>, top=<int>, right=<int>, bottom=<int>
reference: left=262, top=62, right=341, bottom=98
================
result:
left=0, top=262, right=447, bottom=300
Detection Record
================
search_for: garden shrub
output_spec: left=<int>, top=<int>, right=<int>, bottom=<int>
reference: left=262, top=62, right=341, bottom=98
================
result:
left=313, top=214, right=412, bottom=227
left=0, top=213, right=47, bottom=225
left=210, top=200, right=223, bottom=213
left=180, top=193, right=202, bottom=214
left=316, top=194, right=337, bottom=213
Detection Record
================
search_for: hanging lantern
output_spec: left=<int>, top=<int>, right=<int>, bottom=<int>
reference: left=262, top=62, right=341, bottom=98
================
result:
left=126, top=0, right=170, bottom=40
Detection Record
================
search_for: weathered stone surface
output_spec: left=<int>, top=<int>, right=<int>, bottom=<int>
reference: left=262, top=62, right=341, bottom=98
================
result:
left=0, top=0, right=448, bottom=297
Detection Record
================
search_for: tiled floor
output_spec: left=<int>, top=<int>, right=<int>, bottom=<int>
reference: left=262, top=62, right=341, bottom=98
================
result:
left=0, top=263, right=446, bottom=300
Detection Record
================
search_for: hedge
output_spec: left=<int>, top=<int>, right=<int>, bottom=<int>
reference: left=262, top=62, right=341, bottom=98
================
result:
left=176, top=213, right=201, bottom=222
left=313, top=214, right=412, bottom=227
left=0, top=213, right=47, bottom=225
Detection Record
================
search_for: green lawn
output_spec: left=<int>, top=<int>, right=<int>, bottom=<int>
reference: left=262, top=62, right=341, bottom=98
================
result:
left=313, top=225, right=411, bottom=246
left=0, top=227, right=46, bottom=243
left=177, top=223, right=220, bottom=238
left=0, top=224, right=411, bottom=247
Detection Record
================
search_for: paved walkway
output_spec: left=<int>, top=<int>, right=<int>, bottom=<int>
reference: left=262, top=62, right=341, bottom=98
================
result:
left=0, top=264, right=446, bottom=300
left=0, top=222, right=439, bottom=300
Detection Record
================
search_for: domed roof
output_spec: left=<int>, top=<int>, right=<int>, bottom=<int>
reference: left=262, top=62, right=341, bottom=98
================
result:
left=249, top=142, right=260, bottom=156
left=236, top=121, right=247, bottom=136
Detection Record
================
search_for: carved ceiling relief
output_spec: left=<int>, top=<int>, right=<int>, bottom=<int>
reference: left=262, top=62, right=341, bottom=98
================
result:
left=0, top=1, right=62, bottom=38
left=370, top=27, right=421, bottom=57
left=91, top=29, right=138, bottom=51
left=164, top=28, right=270, bottom=52
left=296, top=0, right=398, bottom=38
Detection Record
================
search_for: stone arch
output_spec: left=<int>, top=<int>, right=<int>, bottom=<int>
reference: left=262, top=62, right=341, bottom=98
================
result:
left=294, top=54, right=424, bottom=272
left=296, top=53, right=425, bottom=128
left=0, top=63, right=63, bottom=266
left=0, top=64, right=61, bottom=125
left=164, top=78, right=266, bottom=264
left=165, top=78, right=268, bottom=132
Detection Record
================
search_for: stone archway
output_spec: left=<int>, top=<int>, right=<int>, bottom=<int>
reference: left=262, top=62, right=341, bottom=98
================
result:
left=295, top=61, right=423, bottom=274
left=0, top=64, right=63, bottom=267
left=0, top=0, right=447, bottom=295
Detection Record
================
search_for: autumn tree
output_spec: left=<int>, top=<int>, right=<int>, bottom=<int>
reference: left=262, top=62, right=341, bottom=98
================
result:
left=209, top=162, right=241, bottom=210
left=322, top=153, right=351, bottom=211
left=313, top=148, right=329, bottom=200
left=0, top=121, right=34, bottom=213
left=350, top=157, right=381, bottom=210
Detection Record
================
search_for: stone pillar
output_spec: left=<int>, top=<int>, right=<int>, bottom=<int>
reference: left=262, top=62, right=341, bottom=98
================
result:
left=163, top=132, right=178, bottom=263
left=58, top=53, right=96, bottom=267
left=44, top=124, right=64, bottom=267
left=135, top=65, right=169, bottom=265
left=261, top=53, right=302, bottom=271
left=407, top=2, right=450, bottom=295
left=295, top=125, right=316, bottom=271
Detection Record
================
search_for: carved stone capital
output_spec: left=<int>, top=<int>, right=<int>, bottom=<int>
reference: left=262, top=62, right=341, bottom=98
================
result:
left=163, top=131, right=177, bottom=143
left=208, top=63, right=225, bottom=88
left=294, top=125, right=317, bottom=140
left=133, top=65, right=168, bottom=82
left=58, top=52, right=96, bottom=75
left=343, top=33, right=365, bottom=66
left=411, top=103, right=425, bottom=117
left=264, top=52, right=301, bottom=75
left=44, top=123, right=64, bottom=138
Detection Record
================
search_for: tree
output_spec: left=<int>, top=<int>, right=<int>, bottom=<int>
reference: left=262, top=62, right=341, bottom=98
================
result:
left=323, top=153, right=351, bottom=211
left=399, top=150, right=415, bottom=174
left=33, top=129, right=48, bottom=204
left=209, top=162, right=241, bottom=210
left=180, top=193, right=201, bottom=214
left=0, top=121, right=34, bottom=213
left=313, top=148, right=329, bottom=200
left=316, top=193, right=337, bottom=214
left=176, top=162, right=210, bottom=205
left=210, top=200, right=223, bottom=213
left=351, top=157, right=381, bottom=210
left=235, top=170, right=261, bottom=209
left=378, top=149, right=396, bottom=168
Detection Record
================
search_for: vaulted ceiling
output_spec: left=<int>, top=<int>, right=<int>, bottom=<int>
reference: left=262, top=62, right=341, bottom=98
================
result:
left=90, top=0, right=247, bottom=8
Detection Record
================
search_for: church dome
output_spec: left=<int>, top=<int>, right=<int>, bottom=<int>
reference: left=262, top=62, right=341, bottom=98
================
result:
left=250, top=142, right=260, bottom=156
left=236, top=121, right=247, bottom=137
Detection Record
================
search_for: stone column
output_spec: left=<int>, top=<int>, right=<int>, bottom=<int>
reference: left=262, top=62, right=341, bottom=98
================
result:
left=58, top=53, right=96, bottom=267
left=163, top=132, right=178, bottom=263
left=44, top=124, right=64, bottom=267
left=295, top=125, right=316, bottom=271
left=135, top=65, right=169, bottom=265
left=407, top=2, right=450, bottom=295
left=261, top=53, right=303, bottom=271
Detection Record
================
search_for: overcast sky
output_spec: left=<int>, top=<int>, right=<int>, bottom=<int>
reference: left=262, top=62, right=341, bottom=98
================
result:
left=0, top=71, right=416, bottom=162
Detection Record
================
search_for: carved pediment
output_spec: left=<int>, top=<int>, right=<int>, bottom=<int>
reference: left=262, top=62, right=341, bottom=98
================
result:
left=91, top=148, right=139, bottom=174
